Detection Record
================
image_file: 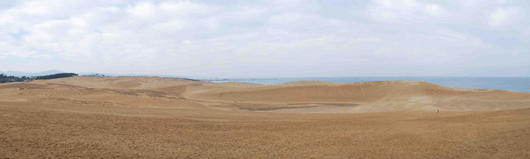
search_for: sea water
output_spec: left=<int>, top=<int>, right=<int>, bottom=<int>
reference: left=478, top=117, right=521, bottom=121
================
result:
left=209, top=77, right=530, bottom=92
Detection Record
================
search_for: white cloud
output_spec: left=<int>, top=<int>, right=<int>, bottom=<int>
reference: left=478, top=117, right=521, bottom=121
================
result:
left=208, top=33, right=258, bottom=42
left=198, top=6, right=267, bottom=30
left=272, top=0, right=302, bottom=6
left=97, top=6, right=122, bottom=13
left=367, top=0, right=448, bottom=22
left=25, top=20, right=69, bottom=43
left=374, top=48, right=394, bottom=55
left=434, top=30, right=467, bottom=40
left=19, top=1, right=50, bottom=14
left=458, top=0, right=485, bottom=8
left=0, top=0, right=529, bottom=77
left=489, top=7, right=523, bottom=27
left=0, top=15, right=13, bottom=25
left=368, top=10, right=397, bottom=21
left=423, top=4, right=446, bottom=17
left=150, top=19, right=188, bottom=33
left=227, top=6, right=268, bottom=20
left=351, top=37, right=383, bottom=43
left=497, top=0, right=507, bottom=5
left=350, top=58, right=370, bottom=63
left=374, top=0, right=421, bottom=8
left=127, top=1, right=156, bottom=18
left=268, top=12, right=311, bottom=24
left=524, top=29, right=530, bottom=36
left=71, top=18, right=88, bottom=27
left=102, top=33, right=121, bottom=38
left=159, top=1, right=212, bottom=15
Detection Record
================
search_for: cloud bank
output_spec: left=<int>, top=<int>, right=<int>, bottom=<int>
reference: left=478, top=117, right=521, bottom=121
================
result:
left=0, top=0, right=528, bottom=77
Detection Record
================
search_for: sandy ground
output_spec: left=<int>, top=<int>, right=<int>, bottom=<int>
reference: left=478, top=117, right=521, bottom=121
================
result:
left=1, top=76, right=530, bottom=158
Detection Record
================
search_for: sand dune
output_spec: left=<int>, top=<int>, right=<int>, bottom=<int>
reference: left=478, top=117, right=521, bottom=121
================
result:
left=3, top=76, right=530, bottom=114
left=191, top=80, right=530, bottom=112
left=4, top=76, right=530, bottom=115
left=1, top=77, right=530, bottom=158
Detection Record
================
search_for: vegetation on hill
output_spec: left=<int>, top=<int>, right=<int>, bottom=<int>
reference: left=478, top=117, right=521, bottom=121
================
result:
left=0, top=73, right=78, bottom=83
left=34, top=73, right=78, bottom=80
left=0, top=74, right=31, bottom=83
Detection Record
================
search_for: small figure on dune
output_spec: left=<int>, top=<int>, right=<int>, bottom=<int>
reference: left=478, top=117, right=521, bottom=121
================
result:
left=436, top=110, right=439, bottom=113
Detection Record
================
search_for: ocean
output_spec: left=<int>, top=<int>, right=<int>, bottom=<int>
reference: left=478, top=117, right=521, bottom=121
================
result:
left=208, top=77, right=530, bottom=92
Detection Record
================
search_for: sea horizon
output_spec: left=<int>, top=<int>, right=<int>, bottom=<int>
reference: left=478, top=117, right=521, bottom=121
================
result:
left=204, top=76, right=530, bottom=92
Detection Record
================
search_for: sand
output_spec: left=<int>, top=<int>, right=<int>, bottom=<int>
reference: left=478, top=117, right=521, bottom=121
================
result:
left=1, top=76, right=530, bottom=158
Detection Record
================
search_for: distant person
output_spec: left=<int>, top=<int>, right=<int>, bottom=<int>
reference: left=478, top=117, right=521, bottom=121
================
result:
left=436, top=110, right=439, bottom=113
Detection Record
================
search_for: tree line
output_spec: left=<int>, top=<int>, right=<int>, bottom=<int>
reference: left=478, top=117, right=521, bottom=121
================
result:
left=0, top=73, right=78, bottom=83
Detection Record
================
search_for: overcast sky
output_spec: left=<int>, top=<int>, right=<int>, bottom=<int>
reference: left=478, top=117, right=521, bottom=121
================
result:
left=0, top=0, right=529, bottom=77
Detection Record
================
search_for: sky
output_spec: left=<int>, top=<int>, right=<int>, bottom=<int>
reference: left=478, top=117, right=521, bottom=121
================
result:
left=0, top=0, right=529, bottom=78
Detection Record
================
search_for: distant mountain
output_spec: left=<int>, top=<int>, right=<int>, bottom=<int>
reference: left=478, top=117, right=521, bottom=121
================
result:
left=0, top=70, right=66, bottom=77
